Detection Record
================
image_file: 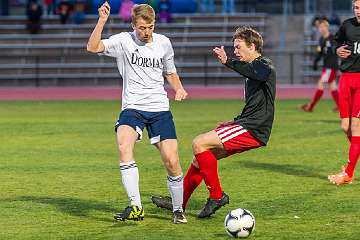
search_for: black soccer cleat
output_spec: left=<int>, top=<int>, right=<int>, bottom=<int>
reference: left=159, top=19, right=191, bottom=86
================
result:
left=113, top=205, right=144, bottom=221
left=197, top=192, right=229, bottom=218
left=151, top=195, right=173, bottom=211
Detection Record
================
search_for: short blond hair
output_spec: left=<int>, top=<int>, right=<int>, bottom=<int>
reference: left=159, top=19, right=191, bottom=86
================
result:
left=131, top=4, right=155, bottom=24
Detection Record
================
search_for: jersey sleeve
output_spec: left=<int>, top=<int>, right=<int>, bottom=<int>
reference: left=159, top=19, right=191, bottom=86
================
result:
left=99, top=33, right=124, bottom=58
left=225, top=58, right=271, bottom=81
left=334, top=22, right=346, bottom=49
left=163, top=38, right=177, bottom=74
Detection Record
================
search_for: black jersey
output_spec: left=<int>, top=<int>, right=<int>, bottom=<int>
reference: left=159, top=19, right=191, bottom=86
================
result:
left=314, top=34, right=339, bottom=69
left=224, top=56, right=276, bottom=145
left=334, top=17, right=360, bottom=72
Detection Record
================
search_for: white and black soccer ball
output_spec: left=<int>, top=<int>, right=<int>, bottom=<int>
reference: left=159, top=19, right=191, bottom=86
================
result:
left=224, top=208, right=255, bottom=238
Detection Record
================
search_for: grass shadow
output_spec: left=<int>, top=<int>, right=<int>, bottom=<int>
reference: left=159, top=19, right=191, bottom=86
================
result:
left=239, top=161, right=326, bottom=180
left=11, top=195, right=178, bottom=223
left=13, top=195, right=117, bottom=223
left=214, top=233, right=233, bottom=239
left=303, top=119, right=340, bottom=124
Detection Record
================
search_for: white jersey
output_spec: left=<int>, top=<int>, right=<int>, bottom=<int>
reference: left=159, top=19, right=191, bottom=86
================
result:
left=101, top=31, right=176, bottom=112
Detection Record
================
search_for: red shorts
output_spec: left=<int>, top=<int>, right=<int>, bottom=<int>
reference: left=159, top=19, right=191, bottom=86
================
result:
left=215, top=123, right=264, bottom=156
left=320, top=68, right=337, bottom=83
left=338, top=72, right=360, bottom=118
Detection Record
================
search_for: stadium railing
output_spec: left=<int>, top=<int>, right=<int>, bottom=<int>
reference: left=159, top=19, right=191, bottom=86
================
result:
left=0, top=13, right=268, bottom=86
left=0, top=50, right=303, bottom=87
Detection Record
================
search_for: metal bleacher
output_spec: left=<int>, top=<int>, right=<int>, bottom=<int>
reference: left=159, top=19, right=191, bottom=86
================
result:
left=302, top=35, right=319, bottom=84
left=0, top=14, right=267, bottom=86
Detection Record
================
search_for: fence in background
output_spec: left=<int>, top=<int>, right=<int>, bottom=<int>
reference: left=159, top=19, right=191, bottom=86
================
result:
left=0, top=50, right=315, bottom=87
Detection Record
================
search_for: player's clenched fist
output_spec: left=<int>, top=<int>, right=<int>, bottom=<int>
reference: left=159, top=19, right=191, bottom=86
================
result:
left=175, top=88, right=188, bottom=101
left=98, top=1, right=110, bottom=22
left=337, top=45, right=351, bottom=59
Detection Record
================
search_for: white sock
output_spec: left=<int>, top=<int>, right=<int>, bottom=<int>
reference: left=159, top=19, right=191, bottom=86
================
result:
left=120, top=161, right=142, bottom=208
left=167, top=174, right=184, bottom=212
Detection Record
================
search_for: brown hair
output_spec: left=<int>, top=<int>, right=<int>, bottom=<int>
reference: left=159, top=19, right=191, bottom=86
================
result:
left=232, top=26, right=263, bottom=54
left=131, top=4, right=155, bottom=24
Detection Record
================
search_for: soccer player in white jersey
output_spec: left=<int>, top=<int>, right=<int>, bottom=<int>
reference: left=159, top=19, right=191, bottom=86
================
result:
left=87, top=3, right=188, bottom=224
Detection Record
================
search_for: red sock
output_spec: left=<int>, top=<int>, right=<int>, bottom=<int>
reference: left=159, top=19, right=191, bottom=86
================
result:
left=309, top=89, right=324, bottom=110
left=331, top=90, right=340, bottom=109
left=195, top=150, right=223, bottom=199
left=345, top=136, right=360, bottom=177
left=183, top=164, right=203, bottom=209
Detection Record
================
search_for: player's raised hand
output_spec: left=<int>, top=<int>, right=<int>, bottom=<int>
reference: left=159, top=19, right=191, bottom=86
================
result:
left=213, top=46, right=228, bottom=64
left=98, top=1, right=110, bottom=23
left=175, top=88, right=188, bottom=101
left=337, top=45, right=351, bottom=59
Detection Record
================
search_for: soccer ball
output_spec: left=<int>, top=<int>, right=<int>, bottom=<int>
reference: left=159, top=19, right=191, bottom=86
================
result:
left=224, top=208, right=255, bottom=238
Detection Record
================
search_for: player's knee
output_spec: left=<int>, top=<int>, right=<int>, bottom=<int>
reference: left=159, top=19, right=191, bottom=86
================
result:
left=192, top=136, right=206, bottom=154
left=351, top=120, right=360, bottom=133
left=329, top=82, right=337, bottom=91
left=341, top=122, right=349, bottom=133
left=318, top=82, right=324, bottom=90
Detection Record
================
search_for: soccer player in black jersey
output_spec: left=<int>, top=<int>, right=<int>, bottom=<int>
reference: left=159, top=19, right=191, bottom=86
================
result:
left=328, top=0, right=360, bottom=185
left=301, top=19, right=340, bottom=112
left=152, top=27, right=276, bottom=218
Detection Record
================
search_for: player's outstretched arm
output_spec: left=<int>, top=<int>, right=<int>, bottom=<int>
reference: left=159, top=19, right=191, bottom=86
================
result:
left=87, top=1, right=110, bottom=53
left=165, top=73, right=188, bottom=101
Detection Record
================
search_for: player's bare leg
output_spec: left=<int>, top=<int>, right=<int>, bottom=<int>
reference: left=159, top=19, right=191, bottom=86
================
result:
left=117, top=125, right=138, bottom=163
left=114, top=125, right=145, bottom=221
left=341, top=118, right=351, bottom=141
left=155, top=139, right=187, bottom=224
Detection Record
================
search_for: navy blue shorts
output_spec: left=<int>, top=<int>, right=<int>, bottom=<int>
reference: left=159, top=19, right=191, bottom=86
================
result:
left=115, top=109, right=177, bottom=144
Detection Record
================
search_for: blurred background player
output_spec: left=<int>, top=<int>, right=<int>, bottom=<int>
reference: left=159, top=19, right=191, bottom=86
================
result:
left=152, top=27, right=276, bottom=218
left=87, top=3, right=188, bottom=223
left=26, top=0, right=43, bottom=34
left=158, top=0, right=171, bottom=23
left=118, top=0, right=134, bottom=23
left=300, top=19, right=340, bottom=113
left=328, top=0, right=360, bottom=185
left=57, top=0, right=72, bottom=24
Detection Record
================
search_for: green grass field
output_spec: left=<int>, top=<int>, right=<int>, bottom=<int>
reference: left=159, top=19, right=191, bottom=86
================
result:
left=1, top=99, right=360, bottom=240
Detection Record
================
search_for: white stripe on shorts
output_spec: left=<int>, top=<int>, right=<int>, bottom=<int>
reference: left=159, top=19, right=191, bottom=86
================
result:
left=218, top=126, right=243, bottom=139
left=320, top=69, right=331, bottom=83
left=216, top=125, right=235, bottom=134
left=221, top=129, right=248, bottom=143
